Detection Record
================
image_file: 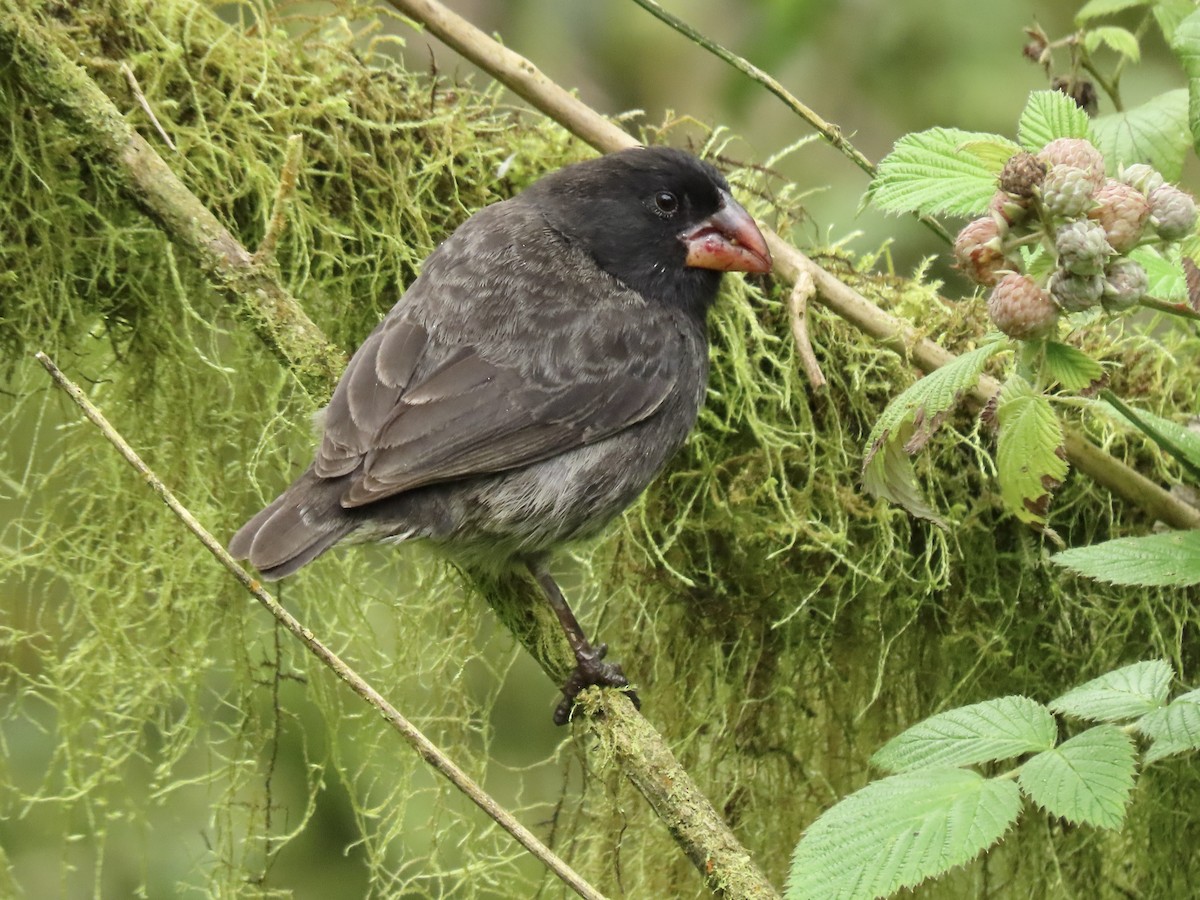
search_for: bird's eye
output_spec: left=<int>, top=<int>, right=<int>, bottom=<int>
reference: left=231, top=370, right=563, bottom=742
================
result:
left=653, top=190, right=679, bottom=216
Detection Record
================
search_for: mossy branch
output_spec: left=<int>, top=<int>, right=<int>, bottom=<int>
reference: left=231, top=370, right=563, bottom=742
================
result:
left=34, top=351, right=609, bottom=900
left=386, top=0, right=1200, bottom=532
left=5, top=6, right=780, bottom=898
left=0, top=9, right=344, bottom=398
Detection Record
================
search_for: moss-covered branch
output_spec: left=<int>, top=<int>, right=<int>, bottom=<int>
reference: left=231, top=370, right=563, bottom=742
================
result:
left=386, top=0, right=1200, bottom=532
left=0, top=8, right=344, bottom=397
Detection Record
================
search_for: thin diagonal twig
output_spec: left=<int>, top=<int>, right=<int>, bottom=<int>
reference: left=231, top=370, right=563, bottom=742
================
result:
left=626, top=0, right=952, bottom=243
left=34, top=351, right=609, bottom=900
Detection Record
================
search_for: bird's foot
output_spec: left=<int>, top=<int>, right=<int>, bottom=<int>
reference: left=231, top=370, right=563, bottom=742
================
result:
left=553, top=643, right=640, bottom=725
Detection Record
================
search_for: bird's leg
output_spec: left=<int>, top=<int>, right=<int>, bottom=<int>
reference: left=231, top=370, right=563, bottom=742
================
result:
left=529, top=562, right=641, bottom=724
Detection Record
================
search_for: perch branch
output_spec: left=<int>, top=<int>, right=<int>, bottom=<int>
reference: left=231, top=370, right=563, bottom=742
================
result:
left=0, top=10, right=344, bottom=397
left=385, top=0, right=1200, bottom=532
left=34, top=352, right=609, bottom=900
left=8, top=8, right=780, bottom=897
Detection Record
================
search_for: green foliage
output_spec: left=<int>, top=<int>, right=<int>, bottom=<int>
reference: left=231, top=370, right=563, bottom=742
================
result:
left=1138, top=688, right=1200, bottom=762
left=1051, top=530, right=1200, bottom=585
left=1050, top=660, right=1174, bottom=721
left=871, top=697, right=1058, bottom=773
left=1042, top=341, right=1106, bottom=391
left=1017, top=89, right=1094, bottom=150
left=1091, top=89, right=1191, bottom=180
left=861, top=338, right=1006, bottom=524
left=995, top=375, right=1070, bottom=527
left=1018, top=725, right=1137, bottom=829
left=869, top=128, right=1009, bottom=217
left=789, top=660, right=1195, bottom=899
left=786, top=768, right=1022, bottom=900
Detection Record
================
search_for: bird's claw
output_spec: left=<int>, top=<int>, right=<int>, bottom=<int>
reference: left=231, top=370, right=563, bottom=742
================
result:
left=553, top=645, right=640, bottom=725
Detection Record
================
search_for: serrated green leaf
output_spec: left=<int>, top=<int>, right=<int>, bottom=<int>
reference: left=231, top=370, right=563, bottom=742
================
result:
left=1076, top=0, right=1149, bottom=24
left=995, top=376, right=1069, bottom=526
left=1018, top=725, right=1136, bottom=830
left=1092, top=89, right=1190, bottom=180
left=1018, top=90, right=1093, bottom=150
left=871, top=128, right=1008, bottom=216
left=1050, top=660, right=1174, bottom=722
left=1051, top=531, right=1200, bottom=587
left=1137, top=688, right=1200, bottom=763
left=1084, top=26, right=1142, bottom=62
left=872, top=696, right=1058, bottom=774
left=862, top=339, right=1007, bottom=523
left=786, top=769, right=1021, bottom=900
left=1129, top=246, right=1188, bottom=300
left=1042, top=342, right=1105, bottom=392
left=1173, top=10, right=1200, bottom=78
left=958, top=137, right=1025, bottom=170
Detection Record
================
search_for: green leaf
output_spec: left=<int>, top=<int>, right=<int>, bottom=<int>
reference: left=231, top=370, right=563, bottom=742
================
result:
left=872, top=696, right=1058, bottom=774
left=1137, top=688, right=1200, bottom=763
left=1075, top=0, right=1149, bottom=23
left=786, top=769, right=1021, bottom=900
left=1017, top=725, right=1137, bottom=830
left=1085, top=26, right=1142, bottom=62
left=1042, top=342, right=1105, bottom=392
left=862, top=339, right=1007, bottom=523
left=1172, top=11, right=1200, bottom=157
left=1051, top=530, right=1200, bottom=587
left=994, top=375, right=1069, bottom=526
left=1091, top=89, right=1191, bottom=180
left=958, top=137, right=1025, bottom=170
left=1050, top=660, right=1174, bottom=722
left=871, top=128, right=1009, bottom=216
left=1155, top=0, right=1197, bottom=43
left=1129, top=246, right=1188, bottom=300
left=1018, top=90, right=1093, bottom=151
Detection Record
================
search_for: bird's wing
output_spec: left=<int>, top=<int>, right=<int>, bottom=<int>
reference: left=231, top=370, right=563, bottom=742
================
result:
left=315, top=289, right=683, bottom=510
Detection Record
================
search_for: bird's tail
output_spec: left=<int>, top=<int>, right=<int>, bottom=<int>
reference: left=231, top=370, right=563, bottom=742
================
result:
left=228, top=467, right=357, bottom=580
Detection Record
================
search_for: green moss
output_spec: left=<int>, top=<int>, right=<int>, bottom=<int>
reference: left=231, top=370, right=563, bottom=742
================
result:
left=2, top=1, right=1199, bottom=898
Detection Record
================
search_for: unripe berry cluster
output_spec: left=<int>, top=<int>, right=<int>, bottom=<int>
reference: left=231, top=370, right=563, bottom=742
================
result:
left=953, top=137, right=1197, bottom=340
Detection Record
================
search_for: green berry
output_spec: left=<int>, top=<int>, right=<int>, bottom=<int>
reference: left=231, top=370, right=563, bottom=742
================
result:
left=1040, top=165, right=1095, bottom=219
left=1148, top=184, right=1198, bottom=241
left=988, top=273, right=1059, bottom=340
left=1102, top=258, right=1148, bottom=312
left=1118, top=163, right=1164, bottom=197
left=1055, top=219, right=1113, bottom=276
left=1049, top=268, right=1103, bottom=313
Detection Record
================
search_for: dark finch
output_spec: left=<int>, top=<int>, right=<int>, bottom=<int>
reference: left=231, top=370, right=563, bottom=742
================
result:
left=230, top=146, right=771, bottom=722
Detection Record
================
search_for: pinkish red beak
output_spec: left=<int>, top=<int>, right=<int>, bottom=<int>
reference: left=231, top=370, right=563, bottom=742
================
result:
left=680, top=191, right=772, bottom=274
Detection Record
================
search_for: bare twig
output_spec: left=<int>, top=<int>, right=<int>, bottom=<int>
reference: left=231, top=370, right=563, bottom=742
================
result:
left=385, top=0, right=1200, bottom=532
left=34, top=351, right=609, bottom=900
left=787, top=271, right=827, bottom=390
left=624, top=0, right=951, bottom=244
left=121, top=62, right=177, bottom=151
